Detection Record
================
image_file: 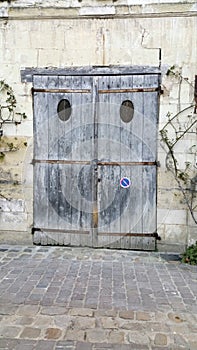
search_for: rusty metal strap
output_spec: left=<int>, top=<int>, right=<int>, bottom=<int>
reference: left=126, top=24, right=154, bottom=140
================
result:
left=32, top=87, right=159, bottom=94
left=33, top=160, right=158, bottom=166
left=32, top=228, right=89, bottom=234
left=32, top=88, right=91, bottom=93
left=97, top=161, right=157, bottom=166
left=32, top=159, right=91, bottom=165
left=98, top=232, right=160, bottom=238
left=98, top=87, right=159, bottom=94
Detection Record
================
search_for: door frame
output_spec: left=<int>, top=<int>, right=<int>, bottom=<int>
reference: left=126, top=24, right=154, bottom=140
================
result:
left=21, top=66, right=161, bottom=83
left=21, top=66, right=161, bottom=249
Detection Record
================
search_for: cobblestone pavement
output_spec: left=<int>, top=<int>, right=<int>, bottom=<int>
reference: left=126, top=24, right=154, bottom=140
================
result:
left=0, top=245, right=197, bottom=350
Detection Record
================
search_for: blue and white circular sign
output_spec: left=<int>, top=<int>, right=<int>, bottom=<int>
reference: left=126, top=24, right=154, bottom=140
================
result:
left=120, top=177, right=131, bottom=188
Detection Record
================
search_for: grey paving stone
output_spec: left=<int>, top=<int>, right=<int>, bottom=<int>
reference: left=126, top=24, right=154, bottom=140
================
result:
left=112, top=346, right=135, bottom=350
left=14, top=316, right=35, bottom=326
left=154, top=333, right=168, bottom=346
left=55, top=340, right=76, bottom=349
left=76, top=342, right=92, bottom=350
left=0, top=245, right=197, bottom=350
left=0, top=326, right=22, bottom=338
left=41, top=306, right=67, bottom=315
left=151, top=348, right=169, bottom=350
left=36, top=340, right=56, bottom=350
left=15, top=341, right=38, bottom=350
left=124, top=344, right=149, bottom=350
left=0, top=305, right=18, bottom=315
left=0, top=338, right=20, bottom=349
left=17, top=305, right=40, bottom=316
left=174, top=334, right=188, bottom=347
left=20, top=326, right=41, bottom=339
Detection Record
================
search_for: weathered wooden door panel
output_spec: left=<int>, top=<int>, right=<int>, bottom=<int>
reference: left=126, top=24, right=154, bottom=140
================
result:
left=95, top=75, right=158, bottom=249
left=33, top=71, right=159, bottom=250
left=97, top=165, right=156, bottom=248
left=97, top=75, right=158, bottom=162
left=97, top=165, right=142, bottom=232
left=33, top=75, right=95, bottom=245
left=34, top=75, right=94, bottom=161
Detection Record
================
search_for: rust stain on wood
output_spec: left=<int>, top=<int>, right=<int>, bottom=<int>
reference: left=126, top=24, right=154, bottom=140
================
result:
left=98, top=232, right=156, bottom=237
left=97, top=161, right=157, bottom=166
left=98, top=87, right=159, bottom=94
left=33, top=159, right=91, bottom=165
left=93, top=205, right=98, bottom=229
left=34, top=228, right=89, bottom=234
left=32, top=88, right=91, bottom=93
left=33, top=160, right=157, bottom=166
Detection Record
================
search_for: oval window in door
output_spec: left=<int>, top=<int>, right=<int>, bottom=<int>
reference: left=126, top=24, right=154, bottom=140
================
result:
left=57, top=99, right=72, bottom=121
left=120, top=100, right=134, bottom=123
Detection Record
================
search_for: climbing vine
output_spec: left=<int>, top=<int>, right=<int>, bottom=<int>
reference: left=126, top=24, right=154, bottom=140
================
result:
left=160, top=66, right=197, bottom=225
left=0, top=80, right=27, bottom=133
left=0, top=80, right=27, bottom=199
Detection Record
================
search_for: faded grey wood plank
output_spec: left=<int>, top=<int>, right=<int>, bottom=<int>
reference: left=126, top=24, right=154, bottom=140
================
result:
left=33, top=163, right=48, bottom=232
left=80, top=76, right=94, bottom=247
left=97, top=76, right=120, bottom=247
left=120, top=75, right=133, bottom=249
left=58, top=76, right=74, bottom=162
left=142, top=166, right=157, bottom=234
left=58, top=163, right=72, bottom=245
left=21, top=66, right=161, bottom=82
left=96, top=235, right=155, bottom=250
left=33, top=75, right=49, bottom=160
left=109, top=75, right=122, bottom=248
left=47, top=164, right=60, bottom=235
left=33, top=76, right=49, bottom=245
left=46, top=78, right=60, bottom=243
left=120, top=165, right=143, bottom=235
left=97, top=165, right=122, bottom=248
left=142, top=75, right=159, bottom=162
left=70, top=75, right=83, bottom=246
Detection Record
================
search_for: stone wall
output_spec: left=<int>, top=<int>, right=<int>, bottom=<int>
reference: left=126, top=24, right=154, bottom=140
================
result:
left=0, top=0, right=196, bottom=250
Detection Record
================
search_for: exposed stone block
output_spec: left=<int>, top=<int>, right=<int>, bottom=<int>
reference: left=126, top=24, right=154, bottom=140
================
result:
left=157, top=209, right=187, bottom=225
left=136, top=311, right=152, bottom=321
left=20, top=327, right=41, bottom=339
left=86, top=329, right=108, bottom=343
left=119, top=311, right=134, bottom=320
left=154, top=333, right=168, bottom=346
left=69, top=308, right=94, bottom=317
left=44, top=327, right=62, bottom=340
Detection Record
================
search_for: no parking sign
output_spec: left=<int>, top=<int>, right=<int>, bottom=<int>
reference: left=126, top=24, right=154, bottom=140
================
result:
left=120, top=177, right=131, bottom=189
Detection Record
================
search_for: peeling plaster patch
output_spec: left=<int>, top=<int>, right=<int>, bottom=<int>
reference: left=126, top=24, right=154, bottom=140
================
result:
left=0, top=198, right=25, bottom=212
left=0, top=170, right=13, bottom=184
left=191, top=3, right=197, bottom=11
left=79, top=6, right=116, bottom=16
left=0, top=7, right=8, bottom=18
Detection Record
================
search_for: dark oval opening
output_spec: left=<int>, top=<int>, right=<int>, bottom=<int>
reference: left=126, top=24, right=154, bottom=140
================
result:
left=57, top=99, right=72, bottom=121
left=120, top=100, right=134, bottom=123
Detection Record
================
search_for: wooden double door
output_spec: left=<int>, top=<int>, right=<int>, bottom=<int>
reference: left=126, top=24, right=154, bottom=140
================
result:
left=33, top=71, right=159, bottom=250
